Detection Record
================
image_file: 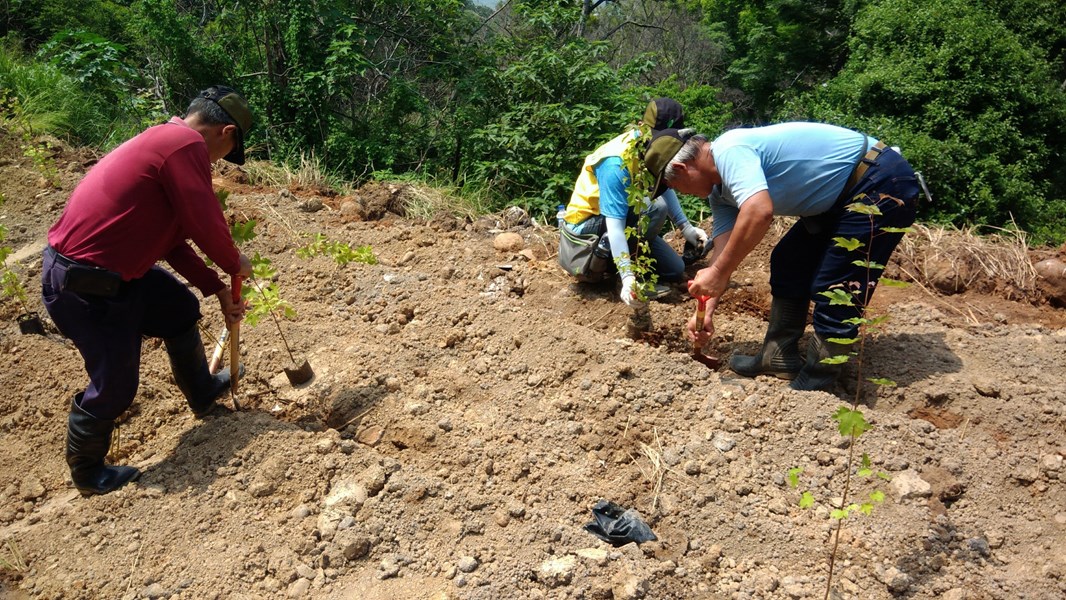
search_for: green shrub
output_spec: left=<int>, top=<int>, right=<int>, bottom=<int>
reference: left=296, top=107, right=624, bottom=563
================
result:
left=786, top=0, right=1066, bottom=244
left=0, top=38, right=148, bottom=147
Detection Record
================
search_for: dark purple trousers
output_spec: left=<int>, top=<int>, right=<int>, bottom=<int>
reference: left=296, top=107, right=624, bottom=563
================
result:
left=42, top=247, right=202, bottom=420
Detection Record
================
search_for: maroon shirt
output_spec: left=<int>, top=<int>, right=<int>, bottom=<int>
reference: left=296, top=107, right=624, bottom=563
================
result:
left=48, top=117, right=240, bottom=297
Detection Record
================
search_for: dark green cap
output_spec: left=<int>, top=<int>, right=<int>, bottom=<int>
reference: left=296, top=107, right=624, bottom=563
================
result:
left=200, top=85, right=252, bottom=165
left=644, top=128, right=694, bottom=199
left=643, top=98, right=685, bottom=131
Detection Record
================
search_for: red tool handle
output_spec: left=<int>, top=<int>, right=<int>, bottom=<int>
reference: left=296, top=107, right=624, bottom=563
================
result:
left=688, top=280, right=711, bottom=352
left=231, top=275, right=243, bottom=304
left=694, top=295, right=708, bottom=325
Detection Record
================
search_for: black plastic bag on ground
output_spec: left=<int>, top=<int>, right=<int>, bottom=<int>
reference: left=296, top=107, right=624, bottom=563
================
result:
left=583, top=500, right=657, bottom=546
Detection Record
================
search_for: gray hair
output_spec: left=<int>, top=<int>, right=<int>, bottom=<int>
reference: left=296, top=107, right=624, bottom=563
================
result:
left=186, top=95, right=237, bottom=128
left=664, top=131, right=708, bottom=182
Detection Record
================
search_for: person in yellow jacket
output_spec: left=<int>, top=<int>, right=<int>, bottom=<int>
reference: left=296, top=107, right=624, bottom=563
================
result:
left=560, top=98, right=708, bottom=307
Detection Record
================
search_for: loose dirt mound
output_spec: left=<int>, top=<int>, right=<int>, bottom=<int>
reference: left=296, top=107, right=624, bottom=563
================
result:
left=0, top=135, right=1064, bottom=599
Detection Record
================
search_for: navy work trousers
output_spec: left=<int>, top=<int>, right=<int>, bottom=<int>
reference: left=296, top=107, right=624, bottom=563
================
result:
left=42, top=247, right=202, bottom=420
left=769, top=148, right=919, bottom=339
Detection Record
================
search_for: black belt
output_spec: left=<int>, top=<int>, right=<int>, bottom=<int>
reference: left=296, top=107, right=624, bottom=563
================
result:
left=47, top=246, right=84, bottom=268
left=47, top=246, right=124, bottom=297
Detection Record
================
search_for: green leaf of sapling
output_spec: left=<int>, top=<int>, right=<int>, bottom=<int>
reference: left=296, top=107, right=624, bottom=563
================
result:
left=847, top=203, right=882, bottom=216
left=832, top=237, right=864, bottom=252
left=833, top=407, right=871, bottom=438
left=818, top=289, right=855, bottom=306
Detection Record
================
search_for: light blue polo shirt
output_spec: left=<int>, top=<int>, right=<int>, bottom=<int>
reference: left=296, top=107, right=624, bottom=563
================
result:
left=593, top=156, right=681, bottom=220
left=708, top=122, right=876, bottom=239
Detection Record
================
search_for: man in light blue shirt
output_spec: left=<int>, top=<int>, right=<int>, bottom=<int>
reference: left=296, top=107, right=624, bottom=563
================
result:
left=645, top=123, right=919, bottom=391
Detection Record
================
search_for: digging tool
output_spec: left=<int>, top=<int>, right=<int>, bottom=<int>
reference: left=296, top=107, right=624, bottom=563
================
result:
left=246, top=277, right=314, bottom=386
left=229, top=275, right=242, bottom=410
left=207, top=327, right=229, bottom=374
left=284, top=355, right=315, bottom=386
left=688, top=282, right=721, bottom=369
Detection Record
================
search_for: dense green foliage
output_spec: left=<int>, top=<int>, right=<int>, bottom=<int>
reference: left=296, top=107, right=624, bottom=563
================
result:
left=786, top=0, right=1066, bottom=242
left=0, top=0, right=1063, bottom=243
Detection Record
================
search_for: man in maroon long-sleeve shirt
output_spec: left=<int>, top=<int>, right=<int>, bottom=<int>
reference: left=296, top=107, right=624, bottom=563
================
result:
left=42, top=85, right=255, bottom=496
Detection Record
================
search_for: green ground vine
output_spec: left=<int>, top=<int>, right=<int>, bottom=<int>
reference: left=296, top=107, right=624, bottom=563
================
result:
left=296, top=233, right=377, bottom=266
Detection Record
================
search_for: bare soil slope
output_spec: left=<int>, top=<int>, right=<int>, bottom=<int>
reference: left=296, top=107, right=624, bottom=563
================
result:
left=0, top=130, right=1064, bottom=600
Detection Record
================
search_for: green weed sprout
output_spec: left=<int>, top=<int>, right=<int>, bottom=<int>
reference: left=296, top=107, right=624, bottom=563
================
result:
left=296, top=233, right=377, bottom=266
left=4, top=95, right=60, bottom=187
left=0, top=196, right=32, bottom=316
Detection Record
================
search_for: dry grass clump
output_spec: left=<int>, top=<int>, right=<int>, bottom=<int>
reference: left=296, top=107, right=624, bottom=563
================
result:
left=893, top=223, right=1036, bottom=300
left=401, top=181, right=490, bottom=222
left=0, top=538, right=27, bottom=573
left=763, top=217, right=1037, bottom=302
left=243, top=152, right=354, bottom=194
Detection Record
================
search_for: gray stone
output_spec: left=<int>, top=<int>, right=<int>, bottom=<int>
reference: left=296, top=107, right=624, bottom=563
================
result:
left=883, top=567, right=912, bottom=593
left=966, top=537, right=991, bottom=557
left=712, top=434, right=736, bottom=453
left=331, top=528, right=372, bottom=562
left=1041, top=454, right=1063, bottom=473
left=287, top=578, right=311, bottom=597
left=754, top=572, right=779, bottom=592
left=890, top=470, right=932, bottom=500
left=1013, top=466, right=1041, bottom=484
left=378, top=556, right=400, bottom=579
left=536, top=555, right=576, bottom=588
left=249, top=481, right=276, bottom=497
left=457, top=556, right=479, bottom=573
left=315, top=438, right=335, bottom=454
left=19, top=477, right=45, bottom=502
left=662, top=448, right=681, bottom=467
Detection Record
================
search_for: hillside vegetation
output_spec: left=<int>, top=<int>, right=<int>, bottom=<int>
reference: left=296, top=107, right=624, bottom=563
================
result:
left=1, top=0, right=1065, bottom=242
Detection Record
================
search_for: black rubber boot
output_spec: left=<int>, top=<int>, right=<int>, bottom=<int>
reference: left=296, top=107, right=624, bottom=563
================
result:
left=790, top=332, right=853, bottom=391
left=729, top=297, right=809, bottom=380
left=67, top=395, right=140, bottom=496
left=164, top=326, right=242, bottom=417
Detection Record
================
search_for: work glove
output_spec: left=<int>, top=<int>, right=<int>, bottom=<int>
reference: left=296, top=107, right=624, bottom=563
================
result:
left=680, top=223, right=708, bottom=249
left=620, top=275, right=644, bottom=308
